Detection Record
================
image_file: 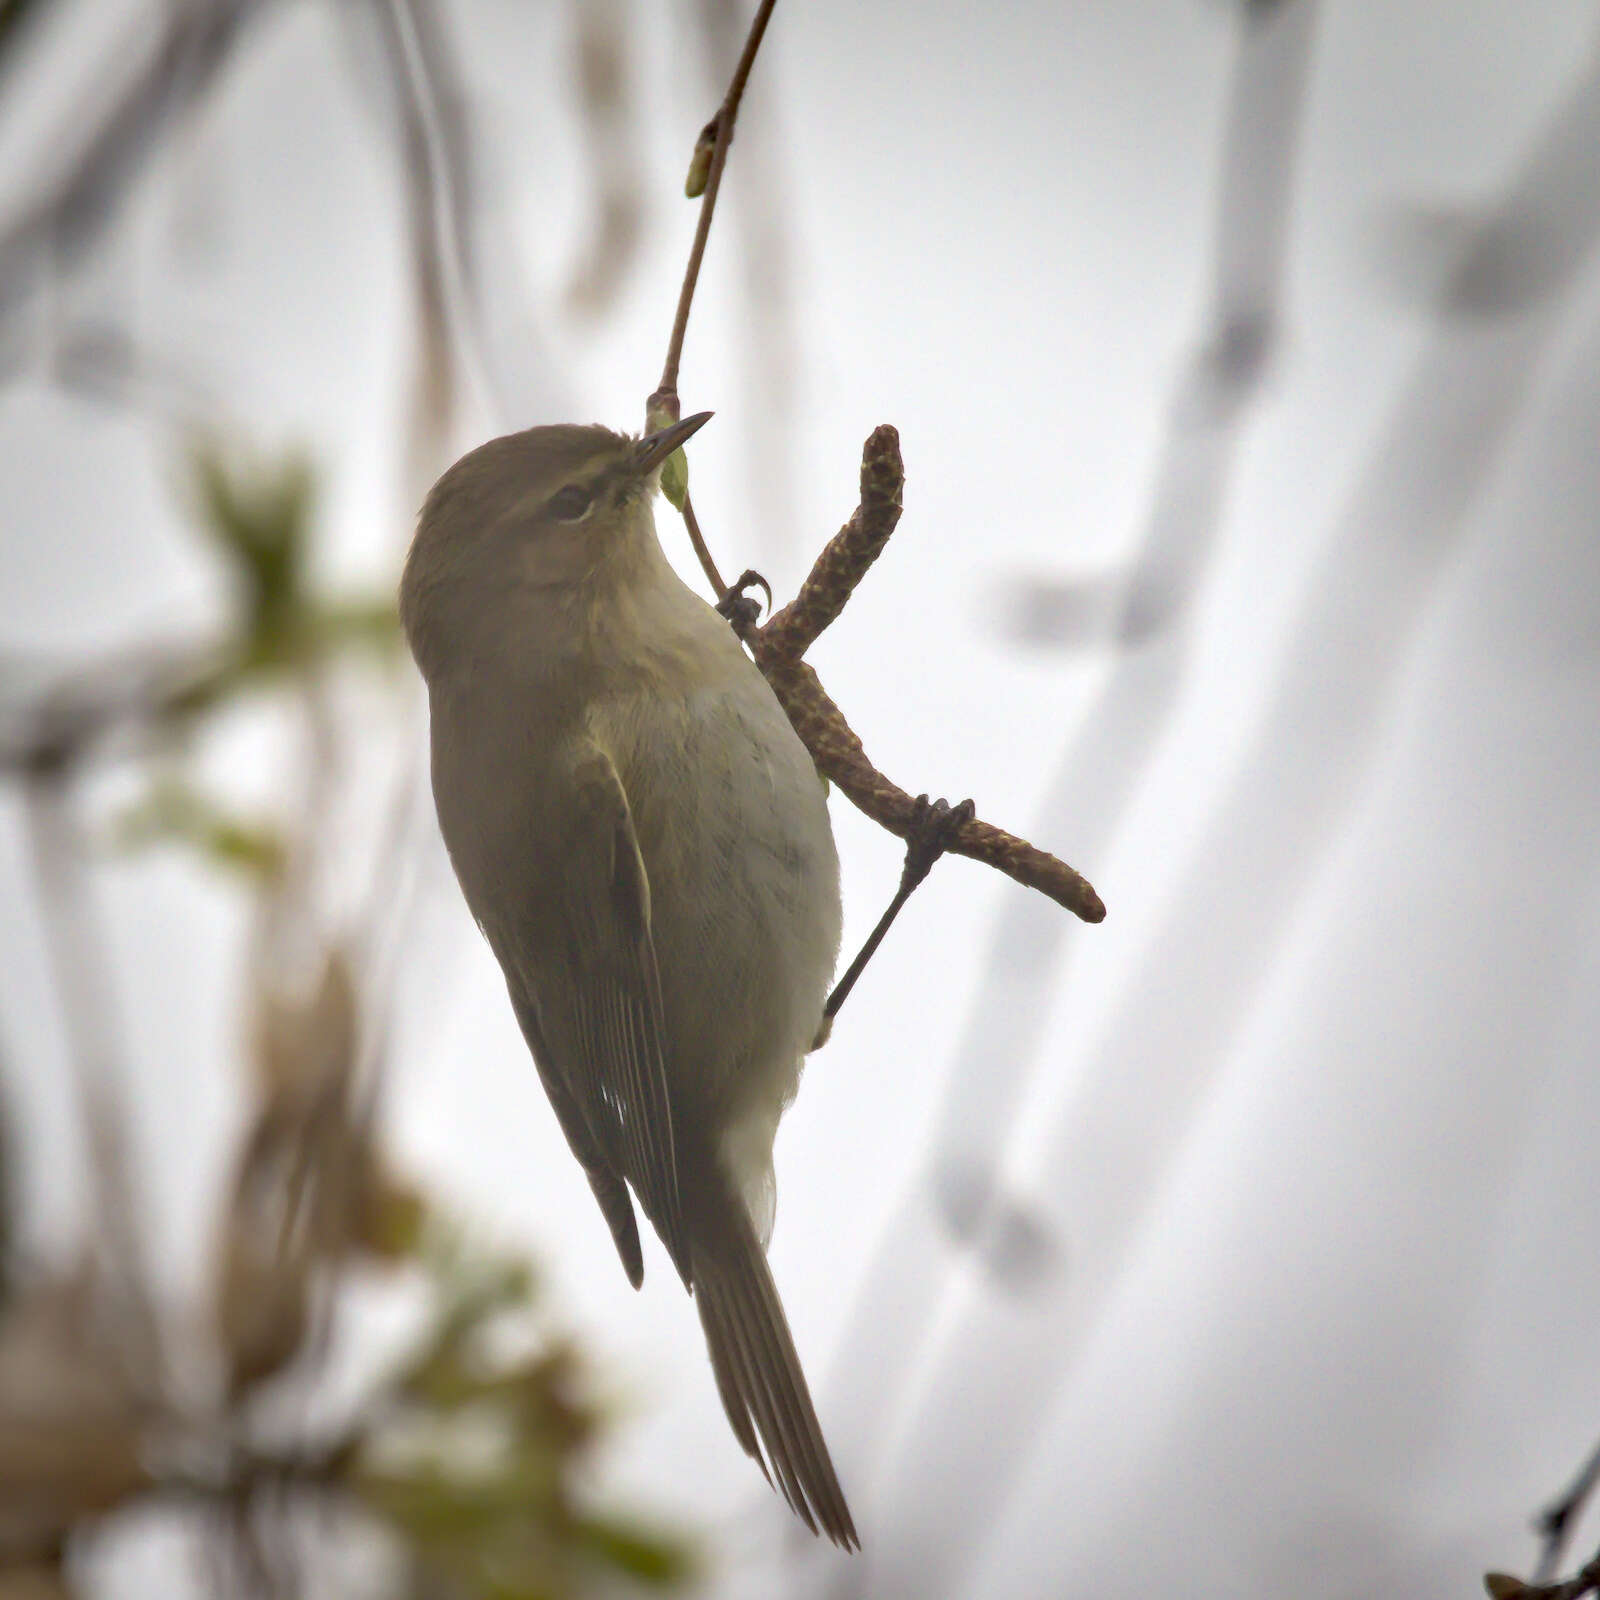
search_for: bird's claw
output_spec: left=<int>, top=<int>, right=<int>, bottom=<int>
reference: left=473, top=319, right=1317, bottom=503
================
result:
left=716, top=568, right=771, bottom=633
left=901, top=794, right=976, bottom=890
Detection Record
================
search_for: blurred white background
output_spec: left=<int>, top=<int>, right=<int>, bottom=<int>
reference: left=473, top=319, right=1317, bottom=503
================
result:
left=3, top=1, right=1600, bottom=1595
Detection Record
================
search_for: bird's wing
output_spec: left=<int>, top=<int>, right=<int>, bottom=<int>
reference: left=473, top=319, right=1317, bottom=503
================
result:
left=505, top=983, right=644, bottom=1289
left=506, top=745, right=690, bottom=1287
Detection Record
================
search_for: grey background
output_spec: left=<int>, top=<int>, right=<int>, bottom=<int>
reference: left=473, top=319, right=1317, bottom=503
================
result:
left=3, top=1, right=1599, bottom=1594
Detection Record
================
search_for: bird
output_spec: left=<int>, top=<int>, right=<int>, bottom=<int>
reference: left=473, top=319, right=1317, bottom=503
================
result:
left=398, top=411, right=858, bottom=1547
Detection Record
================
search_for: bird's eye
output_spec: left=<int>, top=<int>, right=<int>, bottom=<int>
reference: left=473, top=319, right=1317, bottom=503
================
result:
left=547, top=484, right=594, bottom=521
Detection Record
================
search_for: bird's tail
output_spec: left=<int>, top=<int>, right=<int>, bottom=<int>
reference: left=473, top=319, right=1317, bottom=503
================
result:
left=689, top=1178, right=858, bottom=1549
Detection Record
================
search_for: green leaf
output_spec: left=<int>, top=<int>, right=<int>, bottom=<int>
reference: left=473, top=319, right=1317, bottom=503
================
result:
left=658, top=447, right=688, bottom=512
left=643, top=401, right=692, bottom=512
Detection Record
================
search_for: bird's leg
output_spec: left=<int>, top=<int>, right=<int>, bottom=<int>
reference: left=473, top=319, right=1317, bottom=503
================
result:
left=816, top=794, right=976, bottom=1045
left=716, top=568, right=772, bottom=633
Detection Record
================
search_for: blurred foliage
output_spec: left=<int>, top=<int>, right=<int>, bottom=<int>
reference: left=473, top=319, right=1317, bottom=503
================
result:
left=190, top=441, right=317, bottom=653
left=356, top=1228, right=697, bottom=1597
left=0, top=440, right=694, bottom=1597
left=0, top=1274, right=150, bottom=1569
left=146, top=440, right=406, bottom=729
left=112, top=776, right=286, bottom=880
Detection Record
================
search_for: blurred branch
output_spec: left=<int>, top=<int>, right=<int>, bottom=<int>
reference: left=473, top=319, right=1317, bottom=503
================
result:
left=0, top=646, right=219, bottom=776
left=564, top=0, right=646, bottom=316
left=19, top=777, right=162, bottom=1401
left=154, top=1435, right=356, bottom=1514
left=926, top=0, right=1321, bottom=1225
left=995, top=0, right=1311, bottom=652
left=7, top=320, right=218, bottom=422
left=363, top=0, right=474, bottom=495
left=384, top=0, right=480, bottom=294
left=342, top=0, right=472, bottom=1112
left=0, top=1045, right=15, bottom=1310
left=218, top=949, right=364, bottom=1398
left=1377, top=26, right=1600, bottom=322
left=0, top=1271, right=152, bottom=1563
left=0, top=445, right=400, bottom=779
left=804, top=6, right=1327, bottom=1587
left=829, top=18, right=1600, bottom=1598
left=1537, top=1439, right=1600, bottom=1584
left=0, top=0, right=280, bottom=332
left=0, top=0, right=52, bottom=79
left=0, top=1213, right=687, bottom=1590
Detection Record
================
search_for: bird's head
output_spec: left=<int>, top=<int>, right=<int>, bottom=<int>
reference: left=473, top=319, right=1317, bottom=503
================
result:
left=399, top=412, right=712, bottom=684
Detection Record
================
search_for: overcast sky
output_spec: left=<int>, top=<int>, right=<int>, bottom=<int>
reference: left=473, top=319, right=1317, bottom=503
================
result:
left=4, top=2, right=1600, bottom=1596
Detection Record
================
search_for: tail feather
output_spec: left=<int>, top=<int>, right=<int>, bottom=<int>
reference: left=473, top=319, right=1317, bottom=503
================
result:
left=691, top=1192, right=858, bottom=1549
left=699, top=1273, right=767, bottom=1478
left=748, top=1232, right=848, bottom=1532
left=725, top=1274, right=817, bottom=1534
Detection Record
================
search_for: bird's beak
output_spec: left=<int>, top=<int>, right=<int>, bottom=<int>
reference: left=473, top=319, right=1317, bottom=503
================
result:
left=635, top=410, right=713, bottom=475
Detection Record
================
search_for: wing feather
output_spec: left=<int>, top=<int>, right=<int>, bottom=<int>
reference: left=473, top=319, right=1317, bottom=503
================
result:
left=506, top=985, right=644, bottom=1288
left=505, top=747, right=690, bottom=1286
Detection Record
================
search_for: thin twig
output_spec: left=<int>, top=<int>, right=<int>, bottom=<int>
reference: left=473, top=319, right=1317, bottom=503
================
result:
left=651, top=0, right=778, bottom=411
left=695, top=0, right=806, bottom=567
left=681, top=492, right=730, bottom=600
left=1536, top=1437, right=1600, bottom=1584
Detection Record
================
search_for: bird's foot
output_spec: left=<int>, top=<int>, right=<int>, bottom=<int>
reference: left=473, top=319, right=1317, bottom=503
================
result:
left=900, top=794, right=976, bottom=892
left=716, top=568, right=772, bottom=634
left=820, top=797, right=975, bottom=1026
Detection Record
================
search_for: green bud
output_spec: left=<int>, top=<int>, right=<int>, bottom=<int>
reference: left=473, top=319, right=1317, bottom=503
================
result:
left=685, top=118, right=718, bottom=198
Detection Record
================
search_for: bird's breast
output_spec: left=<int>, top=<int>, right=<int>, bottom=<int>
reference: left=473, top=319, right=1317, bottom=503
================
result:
left=600, top=667, right=842, bottom=1172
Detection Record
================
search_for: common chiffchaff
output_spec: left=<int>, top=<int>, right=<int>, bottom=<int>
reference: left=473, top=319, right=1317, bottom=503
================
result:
left=399, top=413, right=856, bottom=1546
